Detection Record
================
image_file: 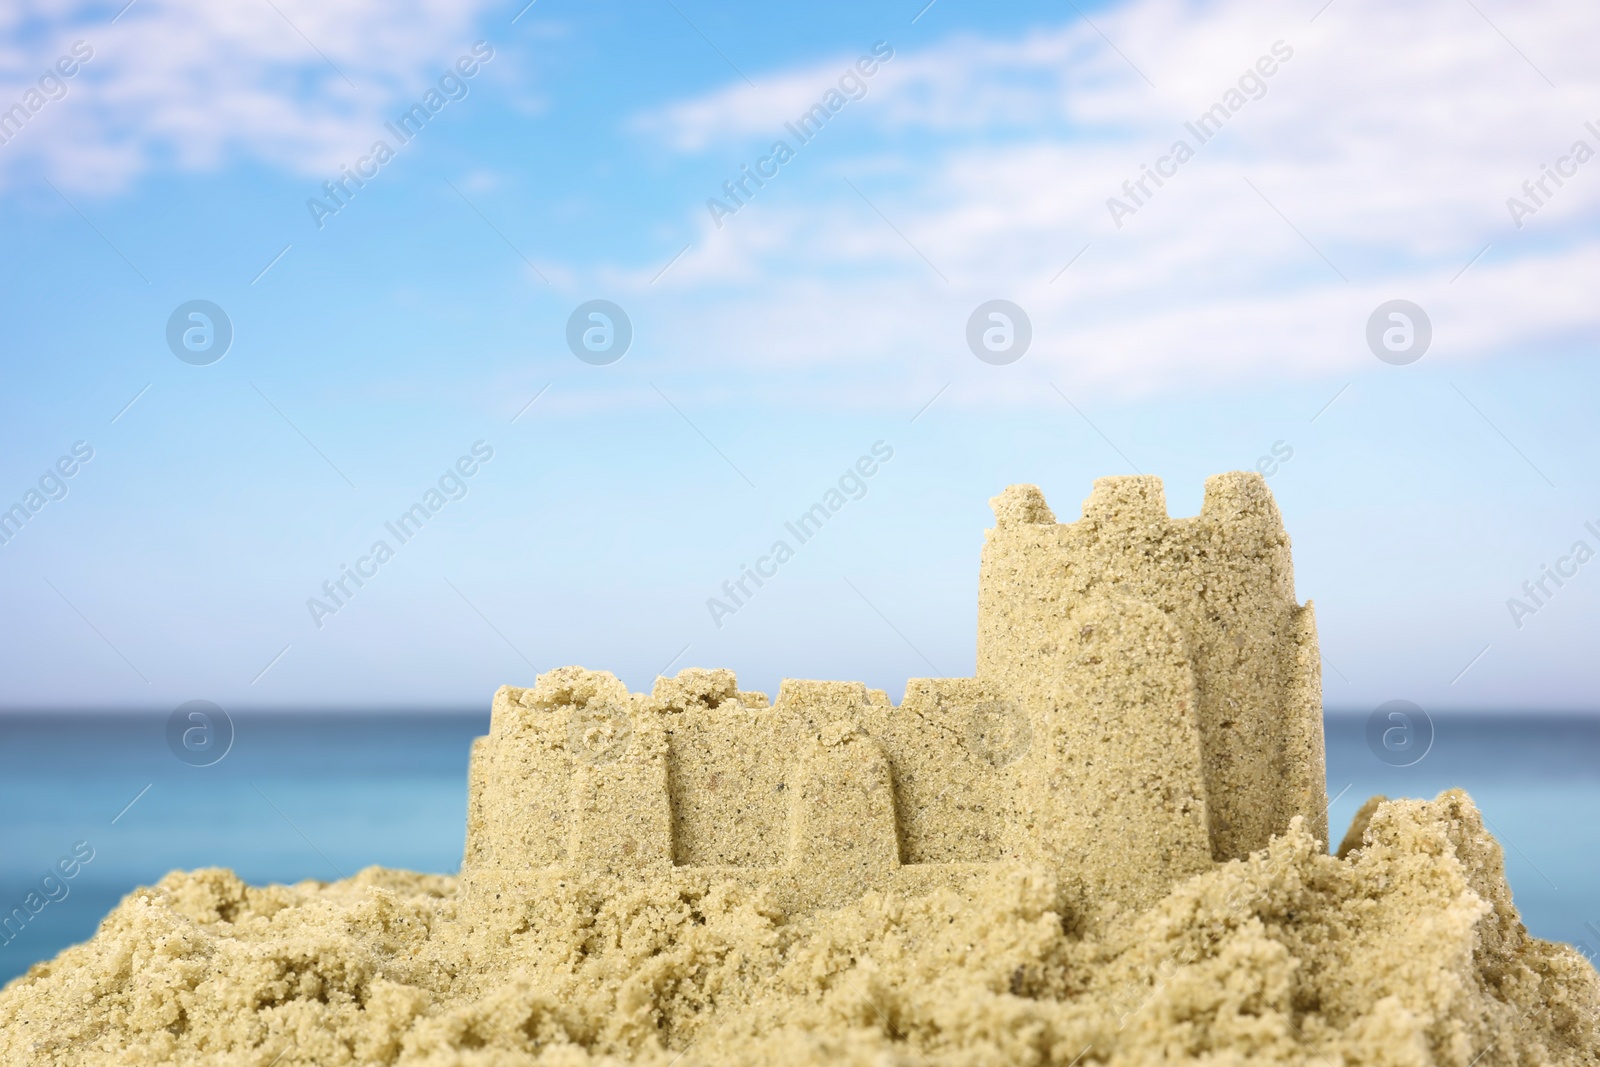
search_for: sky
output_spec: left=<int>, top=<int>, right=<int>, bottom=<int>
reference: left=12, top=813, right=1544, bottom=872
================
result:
left=1, top=0, right=1597, bottom=714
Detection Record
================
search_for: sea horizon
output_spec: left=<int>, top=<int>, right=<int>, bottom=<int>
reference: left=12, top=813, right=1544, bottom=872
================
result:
left=5, top=707, right=1598, bottom=986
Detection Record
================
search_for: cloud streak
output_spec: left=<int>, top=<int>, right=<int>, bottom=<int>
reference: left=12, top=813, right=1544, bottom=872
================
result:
left=0, top=0, right=501, bottom=192
left=617, top=0, right=1600, bottom=401
left=5, top=0, right=1597, bottom=404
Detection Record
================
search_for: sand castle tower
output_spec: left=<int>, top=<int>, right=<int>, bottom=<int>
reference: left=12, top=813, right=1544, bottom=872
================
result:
left=459, top=472, right=1326, bottom=917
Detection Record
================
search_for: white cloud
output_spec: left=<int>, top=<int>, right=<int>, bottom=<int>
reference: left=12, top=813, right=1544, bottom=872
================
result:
left=9, top=0, right=1596, bottom=404
left=622, top=0, right=1600, bottom=401
left=0, top=0, right=501, bottom=192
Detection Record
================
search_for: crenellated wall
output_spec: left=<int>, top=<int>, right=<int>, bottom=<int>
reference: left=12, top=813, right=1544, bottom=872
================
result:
left=460, top=472, right=1327, bottom=918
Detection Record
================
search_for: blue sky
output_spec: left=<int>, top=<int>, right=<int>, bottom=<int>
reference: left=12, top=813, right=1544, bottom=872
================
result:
left=1, top=0, right=1597, bottom=712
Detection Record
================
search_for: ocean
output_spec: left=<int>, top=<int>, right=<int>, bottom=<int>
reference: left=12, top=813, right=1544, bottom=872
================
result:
left=2, top=710, right=1598, bottom=986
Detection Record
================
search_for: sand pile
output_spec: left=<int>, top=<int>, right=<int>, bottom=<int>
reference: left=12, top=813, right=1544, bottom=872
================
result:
left=2, top=790, right=1596, bottom=1065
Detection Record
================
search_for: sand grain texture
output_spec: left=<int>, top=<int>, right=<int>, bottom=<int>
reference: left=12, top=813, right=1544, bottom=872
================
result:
left=2, top=793, right=1596, bottom=1065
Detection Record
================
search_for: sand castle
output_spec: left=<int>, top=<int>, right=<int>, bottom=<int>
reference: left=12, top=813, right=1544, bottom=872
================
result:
left=461, top=471, right=1327, bottom=916
left=8, top=471, right=1597, bottom=1067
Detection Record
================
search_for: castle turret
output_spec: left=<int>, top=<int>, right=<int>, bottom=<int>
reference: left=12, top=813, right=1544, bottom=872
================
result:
left=978, top=472, right=1327, bottom=861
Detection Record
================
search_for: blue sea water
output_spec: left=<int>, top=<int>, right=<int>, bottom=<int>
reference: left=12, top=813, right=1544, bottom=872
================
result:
left=2, top=710, right=1599, bottom=986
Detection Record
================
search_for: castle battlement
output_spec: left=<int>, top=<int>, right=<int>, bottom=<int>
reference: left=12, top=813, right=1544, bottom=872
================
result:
left=460, top=473, right=1327, bottom=917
